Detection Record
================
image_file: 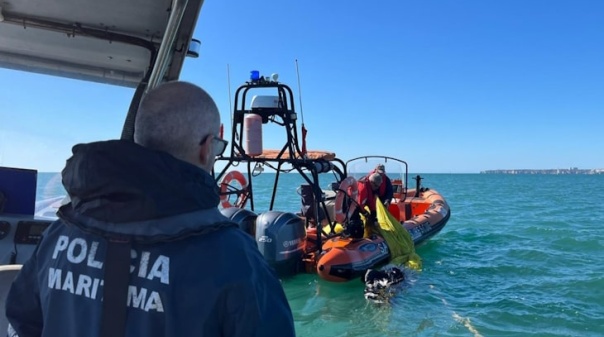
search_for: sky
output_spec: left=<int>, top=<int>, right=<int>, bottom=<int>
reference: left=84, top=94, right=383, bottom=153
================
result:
left=1, top=0, right=603, bottom=173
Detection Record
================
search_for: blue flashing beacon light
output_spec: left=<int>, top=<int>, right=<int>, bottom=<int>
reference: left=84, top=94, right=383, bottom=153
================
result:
left=250, top=70, right=260, bottom=81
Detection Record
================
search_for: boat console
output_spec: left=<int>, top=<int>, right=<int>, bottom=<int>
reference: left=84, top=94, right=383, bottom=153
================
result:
left=0, top=216, right=52, bottom=265
left=0, top=166, right=56, bottom=265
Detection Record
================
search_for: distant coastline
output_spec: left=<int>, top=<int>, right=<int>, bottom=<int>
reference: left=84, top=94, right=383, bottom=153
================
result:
left=481, top=168, right=604, bottom=174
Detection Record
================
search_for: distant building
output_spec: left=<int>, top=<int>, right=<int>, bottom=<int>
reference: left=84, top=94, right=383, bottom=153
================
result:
left=480, top=168, right=604, bottom=174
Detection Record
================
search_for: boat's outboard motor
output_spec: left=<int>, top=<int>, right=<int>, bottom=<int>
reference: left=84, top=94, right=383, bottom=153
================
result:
left=220, top=207, right=257, bottom=237
left=255, top=211, right=306, bottom=277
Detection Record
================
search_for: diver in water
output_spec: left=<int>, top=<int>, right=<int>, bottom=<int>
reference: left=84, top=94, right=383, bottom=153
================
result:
left=362, top=267, right=405, bottom=303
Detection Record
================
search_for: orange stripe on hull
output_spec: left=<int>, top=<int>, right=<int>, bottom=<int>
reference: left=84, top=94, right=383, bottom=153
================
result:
left=314, top=188, right=450, bottom=282
left=316, top=236, right=390, bottom=282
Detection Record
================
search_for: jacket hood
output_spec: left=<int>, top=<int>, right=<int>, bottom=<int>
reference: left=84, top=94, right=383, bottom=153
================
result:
left=58, top=140, right=232, bottom=242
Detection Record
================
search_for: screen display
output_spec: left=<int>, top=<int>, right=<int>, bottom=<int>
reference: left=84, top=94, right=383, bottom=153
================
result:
left=29, top=223, right=48, bottom=236
left=15, top=221, right=51, bottom=244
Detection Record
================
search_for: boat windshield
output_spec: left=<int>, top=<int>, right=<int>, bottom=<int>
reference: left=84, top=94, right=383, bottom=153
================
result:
left=1, top=69, right=135, bottom=211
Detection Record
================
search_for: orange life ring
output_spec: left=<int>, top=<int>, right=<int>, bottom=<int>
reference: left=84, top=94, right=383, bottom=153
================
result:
left=220, top=170, right=249, bottom=208
left=334, top=176, right=358, bottom=224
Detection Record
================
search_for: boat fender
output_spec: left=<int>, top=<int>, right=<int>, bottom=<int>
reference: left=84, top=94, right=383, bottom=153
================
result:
left=334, top=176, right=358, bottom=224
left=219, top=170, right=249, bottom=208
left=244, top=113, right=263, bottom=156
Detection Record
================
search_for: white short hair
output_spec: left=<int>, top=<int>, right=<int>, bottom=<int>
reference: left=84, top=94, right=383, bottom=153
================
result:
left=369, top=173, right=382, bottom=185
left=134, top=81, right=220, bottom=163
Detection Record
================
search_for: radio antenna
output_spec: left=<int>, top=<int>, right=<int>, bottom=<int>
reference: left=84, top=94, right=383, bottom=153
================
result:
left=227, top=64, right=233, bottom=128
left=295, top=59, right=305, bottom=125
left=295, top=59, right=308, bottom=156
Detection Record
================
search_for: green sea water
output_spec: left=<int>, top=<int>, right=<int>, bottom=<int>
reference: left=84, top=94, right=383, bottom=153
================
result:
left=37, top=172, right=604, bottom=336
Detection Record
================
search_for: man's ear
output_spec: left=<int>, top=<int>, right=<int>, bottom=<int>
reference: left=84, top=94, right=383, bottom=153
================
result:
left=198, top=136, right=211, bottom=166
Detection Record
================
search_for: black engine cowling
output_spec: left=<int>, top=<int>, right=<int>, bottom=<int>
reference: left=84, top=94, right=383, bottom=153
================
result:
left=220, top=207, right=257, bottom=236
left=255, top=211, right=306, bottom=277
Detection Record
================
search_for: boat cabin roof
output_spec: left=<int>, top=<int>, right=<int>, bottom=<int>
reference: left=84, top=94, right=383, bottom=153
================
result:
left=0, top=0, right=204, bottom=87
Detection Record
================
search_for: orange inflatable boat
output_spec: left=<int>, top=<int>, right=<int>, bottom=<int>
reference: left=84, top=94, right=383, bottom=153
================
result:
left=315, top=175, right=450, bottom=282
left=213, top=77, right=450, bottom=283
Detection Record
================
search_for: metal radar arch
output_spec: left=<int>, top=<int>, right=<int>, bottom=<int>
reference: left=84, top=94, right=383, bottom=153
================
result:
left=214, top=71, right=348, bottom=251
